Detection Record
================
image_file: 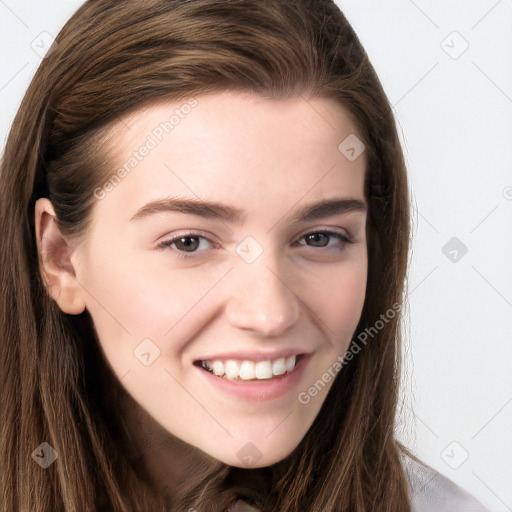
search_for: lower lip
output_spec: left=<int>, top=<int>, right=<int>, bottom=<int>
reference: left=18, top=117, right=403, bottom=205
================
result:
left=194, top=355, right=310, bottom=402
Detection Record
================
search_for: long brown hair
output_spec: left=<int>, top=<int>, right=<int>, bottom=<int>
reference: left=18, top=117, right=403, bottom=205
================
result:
left=0, top=1, right=411, bottom=510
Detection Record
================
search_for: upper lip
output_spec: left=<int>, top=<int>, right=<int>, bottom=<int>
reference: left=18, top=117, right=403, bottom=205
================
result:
left=193, top=349, right=310, bottom=362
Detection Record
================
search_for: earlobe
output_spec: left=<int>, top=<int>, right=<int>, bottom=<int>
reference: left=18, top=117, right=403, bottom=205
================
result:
left=34, top=198, right=86, bottom=315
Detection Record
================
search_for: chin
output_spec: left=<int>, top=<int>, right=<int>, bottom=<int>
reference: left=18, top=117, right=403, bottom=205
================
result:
left=201, top=433, right=301, bottom=469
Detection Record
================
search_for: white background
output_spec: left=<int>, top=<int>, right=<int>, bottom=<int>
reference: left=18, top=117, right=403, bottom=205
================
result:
left=1, top=1, right=511, bottom=510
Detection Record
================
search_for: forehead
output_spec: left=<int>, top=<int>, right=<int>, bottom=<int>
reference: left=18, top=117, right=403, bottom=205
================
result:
left=95, top=91, right=367, bottom=225
left=111, top=91, right=364, bottom=164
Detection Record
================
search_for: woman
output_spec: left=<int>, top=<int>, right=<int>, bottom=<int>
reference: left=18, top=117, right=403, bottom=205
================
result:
left=0, top=0, right=488, bottom=510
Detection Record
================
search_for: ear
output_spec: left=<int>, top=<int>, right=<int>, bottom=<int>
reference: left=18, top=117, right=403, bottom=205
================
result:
left=34, top=198, right=86, bottom=315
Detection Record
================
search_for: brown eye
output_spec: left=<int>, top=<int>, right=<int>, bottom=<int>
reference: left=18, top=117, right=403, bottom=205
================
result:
left=157, top=232, right=216, bottom=258
left=295, top=230, right=352, bottom=251
left=173, top=236, right=200, bottom=252
left=305, top=233, right=330, bottom=247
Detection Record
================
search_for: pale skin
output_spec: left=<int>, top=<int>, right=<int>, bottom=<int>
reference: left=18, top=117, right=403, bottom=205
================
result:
left=35, top=91, right=368, bottom=497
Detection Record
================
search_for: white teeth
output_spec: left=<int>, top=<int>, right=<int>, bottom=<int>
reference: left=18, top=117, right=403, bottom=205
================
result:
left=199, top=355, right=299, bottom=381
left=255, top=360, right=272, bottom=379
left=272, top=357, right=287, bottom=375
left=212, top=360, right=225, bottom=377
left=225, top=360, right=240, bottom=380
left=239, top=360, right=256, bottom=380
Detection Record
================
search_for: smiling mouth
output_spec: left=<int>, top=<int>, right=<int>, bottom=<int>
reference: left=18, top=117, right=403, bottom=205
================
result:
left=193, top=354, right=305, bottom=382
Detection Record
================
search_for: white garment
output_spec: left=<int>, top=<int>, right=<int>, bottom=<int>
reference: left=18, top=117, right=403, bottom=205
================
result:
left=403, top=454, right=489, bottom=511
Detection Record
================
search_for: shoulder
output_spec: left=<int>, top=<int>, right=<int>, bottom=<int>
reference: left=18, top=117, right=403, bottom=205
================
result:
left=401, top=452, right=489, bottom=512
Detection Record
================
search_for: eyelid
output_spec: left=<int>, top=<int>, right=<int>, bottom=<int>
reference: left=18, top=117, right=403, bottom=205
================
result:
left=293, top=225, right=353, bottom=243
left=157, top=229, right=217, bottom=245
left=158, top=225, right=351, bottom=244
left=156, top=230, right=219, bottom=254
left=157, top=226, right=354, bottom=260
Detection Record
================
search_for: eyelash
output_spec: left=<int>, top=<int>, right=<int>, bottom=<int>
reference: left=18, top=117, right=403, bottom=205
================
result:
left=157, top=230, right=353, bottom=260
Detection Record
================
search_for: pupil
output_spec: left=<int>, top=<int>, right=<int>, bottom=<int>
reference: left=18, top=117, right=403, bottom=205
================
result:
left=307, top=233, right=328, bottom=247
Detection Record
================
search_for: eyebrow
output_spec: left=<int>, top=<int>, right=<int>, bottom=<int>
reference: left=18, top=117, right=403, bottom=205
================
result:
left=129, top=196, right=367, bottom=225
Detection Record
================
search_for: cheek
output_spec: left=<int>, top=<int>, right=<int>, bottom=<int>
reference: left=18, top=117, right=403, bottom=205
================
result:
left=78, top=249, right=229, bottom=353
left=305, top=258, right=368, bottom=343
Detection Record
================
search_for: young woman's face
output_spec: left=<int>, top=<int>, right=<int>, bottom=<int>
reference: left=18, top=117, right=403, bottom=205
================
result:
left=71, top=91, right=368, bottom=467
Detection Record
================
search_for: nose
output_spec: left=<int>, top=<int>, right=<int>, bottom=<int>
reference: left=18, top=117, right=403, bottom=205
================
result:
left=224, top=257, right=300, bottom=337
